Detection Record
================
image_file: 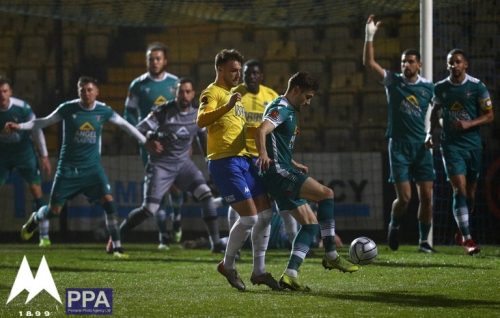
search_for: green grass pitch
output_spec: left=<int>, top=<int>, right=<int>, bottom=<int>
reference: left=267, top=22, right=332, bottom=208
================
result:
left=1, top=243, right=499, bottom=317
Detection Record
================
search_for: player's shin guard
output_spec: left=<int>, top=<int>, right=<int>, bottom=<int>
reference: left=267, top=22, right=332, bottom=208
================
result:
left=317, top=199, right=336, bottom=253
left=120, top=207, right=153, bottom=239
left=286, top=224, right=319, bottom=275
left=251, top=208, right=273, bottom=275
left=201, top=197, right=221, bottom=246
left=224, top=215, right=257, bottom=270
left=453, top=193, right=471, bottom=239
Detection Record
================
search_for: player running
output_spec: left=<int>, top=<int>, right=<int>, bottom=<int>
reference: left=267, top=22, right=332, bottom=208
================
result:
left=3, top=76, right=159, bottom=258
left=0, top=76, right=52, bottom=247
left=115, top=78, right=226, bottom=253
left=125, top=42, right=183, bottom=248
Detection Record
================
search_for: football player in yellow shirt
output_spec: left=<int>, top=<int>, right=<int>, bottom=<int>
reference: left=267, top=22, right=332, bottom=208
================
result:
left=197, top=49, right=281, bottom=292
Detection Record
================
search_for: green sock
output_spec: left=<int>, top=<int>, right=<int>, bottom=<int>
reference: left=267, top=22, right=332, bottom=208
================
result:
left=317, top=199, right=335, bottom=252
left=453, top=193, right=470, bottom=237
left=390, top=214, right=402, bottom=228
left=419, top=221, right=432, bottom=242
left=33, top=197, right=46, bottom=211
left=286, top=224, right=319, bottom=271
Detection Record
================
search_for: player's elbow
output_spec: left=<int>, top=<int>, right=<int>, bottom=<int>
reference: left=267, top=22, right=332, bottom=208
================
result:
left=196, top=118, right=204, bottom=128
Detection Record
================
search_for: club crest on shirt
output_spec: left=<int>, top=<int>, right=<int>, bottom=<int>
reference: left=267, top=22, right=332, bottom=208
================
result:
left=270, top=110, right=279, bottom=119
left=95, top=115, right=101, bottom=122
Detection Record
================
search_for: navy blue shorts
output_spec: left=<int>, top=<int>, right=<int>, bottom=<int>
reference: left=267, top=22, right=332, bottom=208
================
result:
left=208, top=156, right=267, bottom=204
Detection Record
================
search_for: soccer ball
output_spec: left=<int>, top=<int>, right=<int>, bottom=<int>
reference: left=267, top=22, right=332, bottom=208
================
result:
left=349, top=236, right=377, bottom=265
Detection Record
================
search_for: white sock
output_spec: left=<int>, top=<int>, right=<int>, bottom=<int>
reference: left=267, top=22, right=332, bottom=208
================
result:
left=224, top=215, right=257, bottom=270
left=227, top=206, right=240, bottom=230
left=251, top=208, right=273, bottom=276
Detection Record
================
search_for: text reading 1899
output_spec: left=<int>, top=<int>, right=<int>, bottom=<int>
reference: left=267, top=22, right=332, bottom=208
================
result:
left=19, top=311, right=50, bottom=316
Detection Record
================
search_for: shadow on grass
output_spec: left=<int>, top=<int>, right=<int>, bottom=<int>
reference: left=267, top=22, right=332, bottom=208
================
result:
left=246, top=289, right=500, bottom=310
left=323, top=291, right=500, bottom=309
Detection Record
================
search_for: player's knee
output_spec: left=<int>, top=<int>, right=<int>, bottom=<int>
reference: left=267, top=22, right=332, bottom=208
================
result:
left=143, top=203, right=159, bottom=216
left=239, top=215, right=258, bottom=227
left=193, top=183, right=212, bottom=201
left=322, top=186, right=334, bottom=199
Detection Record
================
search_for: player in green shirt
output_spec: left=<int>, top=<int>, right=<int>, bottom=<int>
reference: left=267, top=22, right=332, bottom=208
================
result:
left=255, top=72, right=358, bottom=291
left=426, top=48, right=494, bottom=255
left=124, top=42, right=183, bottom=249
left=3, top=76, right=160, bottom=258
left=0, top=76, right=52, bottom=247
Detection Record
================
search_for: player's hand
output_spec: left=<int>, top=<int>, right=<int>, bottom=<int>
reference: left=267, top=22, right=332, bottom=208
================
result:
left=226, top=92, right=242, bottom=110
left=2, top=122, right=20, bottom=134
left=451, top=120, right=472, bottom=131
left=291, top=159, right=308, bottom=174
left=424, top=133, right=433, bottom=149
left=255, top=154, right=274, bottom=173
left=41, top=156, right=52, bottom=176
left=366, top=14, right=381, bottom=42
left=145, top=139, right=163, bottom=153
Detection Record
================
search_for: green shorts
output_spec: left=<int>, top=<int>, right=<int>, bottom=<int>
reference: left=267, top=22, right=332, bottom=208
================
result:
left=388, top=139, right=435, bottom=183
left=261, top=169, right=308, bottom=211
left=0, top=152, right=41, bottom=185
left=440, top=146, right=482, bottom=183
left=50, top=165, right=112, bottom=206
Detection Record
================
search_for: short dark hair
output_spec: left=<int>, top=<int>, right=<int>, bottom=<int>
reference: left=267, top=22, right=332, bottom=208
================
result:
left=244, top=59, right=263, bottom=72
left=0, top=76, right=12, bottom=88
left=147, top=42, right=168, bottom=58
left=448, top=48, right=467, bottom=61
left=402, top=49, right=421, bottom=62
left=175, top=77, right=194, bottom=88
left=77, top=76, right=98, bottom=88
left=287, top=72, right=319, bottom=92
left=215, top=49, right=244, bottom=68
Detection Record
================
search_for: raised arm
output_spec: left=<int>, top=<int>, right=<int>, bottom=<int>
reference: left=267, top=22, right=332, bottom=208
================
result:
left=363, top=14, right=385, bottom=82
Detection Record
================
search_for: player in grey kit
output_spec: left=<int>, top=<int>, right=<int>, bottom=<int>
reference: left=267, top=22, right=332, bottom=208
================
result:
left=118, top=78, right=226, bottom=252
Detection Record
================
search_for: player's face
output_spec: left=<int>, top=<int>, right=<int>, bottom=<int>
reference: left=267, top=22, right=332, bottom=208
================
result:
left=401, top=54, right=421, bottom=80
left=175, top=82, right=195, bottom=109
left=147, top=50, right=167, bottom=77
left=220, top=60, right=242, bottom=88
left=0, top=83, right=12, bottom=109
left=243, top=65, right=263, bottom=93
left=447, top=53, right=468, bottom=79
left=78, top=83, right=99, bottom=108
left=290, top=87, right=315, bottom=112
